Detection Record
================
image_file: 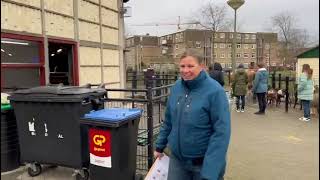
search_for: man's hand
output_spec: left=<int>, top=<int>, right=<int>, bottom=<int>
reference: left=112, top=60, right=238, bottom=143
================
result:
left=153, top=151, right=164, bottom=160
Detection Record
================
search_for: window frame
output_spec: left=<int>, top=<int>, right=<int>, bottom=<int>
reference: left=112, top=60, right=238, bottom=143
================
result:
left=1, top=33, right=45, bottom=90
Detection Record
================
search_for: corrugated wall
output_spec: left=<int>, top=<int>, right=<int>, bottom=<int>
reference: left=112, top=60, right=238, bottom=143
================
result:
left=2, top=0, right=122, bottom=96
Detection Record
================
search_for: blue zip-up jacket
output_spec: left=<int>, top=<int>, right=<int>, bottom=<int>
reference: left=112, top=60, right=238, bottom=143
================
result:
left=253, top=68, right=269, bottom=93
left=155, top=70, right=231, bottom=180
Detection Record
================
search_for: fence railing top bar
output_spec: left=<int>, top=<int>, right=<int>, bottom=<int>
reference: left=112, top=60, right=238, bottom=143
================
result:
left=105, top=88, right=148, bottom=92
left=104, top=97, right=148, bottom=103
left=151, top=84, right=173, bottom=91
left=152, top=93, right=171, bottom=100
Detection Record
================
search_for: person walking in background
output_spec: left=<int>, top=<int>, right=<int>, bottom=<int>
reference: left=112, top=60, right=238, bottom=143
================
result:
left=252, top=62, right=269, bottom=115
left=232, top=64, right=248, bottom=112
left=298, top=64, right=314, bottom=122
left=247, top=62, right=257, bottom=103
left=154, top=50, right=231, bottom=180
left=208, top=62, right=225, bottom=87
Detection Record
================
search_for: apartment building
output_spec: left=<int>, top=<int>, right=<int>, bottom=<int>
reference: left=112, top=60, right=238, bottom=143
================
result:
left=125, top=35, right=163, bottom=71
left=159, top=29, right=280, bottom=68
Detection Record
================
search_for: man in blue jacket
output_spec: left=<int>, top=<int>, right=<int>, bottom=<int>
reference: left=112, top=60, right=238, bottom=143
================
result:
left=252, top=62, right=269, bottom=114
left=154, top=49, right=231, bottom=180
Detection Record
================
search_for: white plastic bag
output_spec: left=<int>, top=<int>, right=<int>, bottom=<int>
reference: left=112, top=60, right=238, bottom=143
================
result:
left=145, top=155, right=170, bottom=180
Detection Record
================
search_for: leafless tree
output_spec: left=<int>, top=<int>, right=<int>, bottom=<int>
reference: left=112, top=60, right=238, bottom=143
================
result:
left=271, top=11, right=311, bottom=65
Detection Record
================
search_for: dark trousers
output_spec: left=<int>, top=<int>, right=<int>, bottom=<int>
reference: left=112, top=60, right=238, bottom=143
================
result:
left=256, top=93, right=266, bottom=113
left=236, top=95, right=246, bottom=110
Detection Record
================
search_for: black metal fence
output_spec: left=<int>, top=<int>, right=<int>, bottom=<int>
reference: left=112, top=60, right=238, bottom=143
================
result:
left=104, top=72, right=174, bottom=174
left=126, top=70, right=179, bottom=89
left=268, top=72, right=298, bottom=112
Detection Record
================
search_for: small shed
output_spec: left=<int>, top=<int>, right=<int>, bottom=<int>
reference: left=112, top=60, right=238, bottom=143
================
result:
left=296, top=46, right=319, bottom=85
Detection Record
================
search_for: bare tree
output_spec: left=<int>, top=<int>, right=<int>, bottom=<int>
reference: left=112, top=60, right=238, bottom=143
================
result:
left=192, top=3, right=231, bottom=65
left=271, top=11, right=311, bottom=65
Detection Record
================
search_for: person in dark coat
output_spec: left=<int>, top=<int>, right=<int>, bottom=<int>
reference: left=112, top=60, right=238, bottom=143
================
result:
left=209, top=62, right=225, bottom=87
left=232, top=64, right=248, bottom=112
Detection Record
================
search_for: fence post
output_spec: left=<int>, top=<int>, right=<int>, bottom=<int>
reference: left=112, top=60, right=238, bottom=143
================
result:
left=272, top=72, right=275, bottom=89
left=146, top=87, right=154, bottom=169
left=175, top=71, right=178, bottom=81
left=228, top=71, right=231, bottom=86
left=285, top=76, right=289, bottom=112
left=278, top=73, right=282, bottom=89
left=156, top=74, right=161, bottom=96
left=132, top=70, right=137, bottom=89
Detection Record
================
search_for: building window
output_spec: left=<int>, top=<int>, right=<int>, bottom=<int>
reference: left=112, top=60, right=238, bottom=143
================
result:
left=229, top=34, right=233, bottom=39
left=1, top=35, right=46, bottom=91
left=228, top=53, right=232, bottom=58
left=236, top=53, right=241, bottom=58
left=175, top=44, right=179, bottom=49
left=220, top=53, right=225, bottom=58
left=265, top=44, right=270, bottom=49
left=195, top=41, right=201, bottom=48
left=251, top=34, right=256, bottom=39
left=244, top=44, right=248, bottom=49
left=243, top=53, right=249, bottom=58
left=236, top=43, right=241, bottom=49
left=213, top=53, right=217, bottom=58
left=237, top=34, right=241, bottom=39
left=251, top=53, right=256, bottom=58
left=265, top=53, right=269, bottom=58
left=227, top=44, right=232, bottom=48
left=245, top=34, right=250, bottom=39
left=214, top=44, right=217, bottom=48
left=220, top=43, right=225, bottom=48
left=251, top=44, right=256, bottom=49
left=220, top=33, right=225, bottom=39
left=214, top=33, right=218, bottom=39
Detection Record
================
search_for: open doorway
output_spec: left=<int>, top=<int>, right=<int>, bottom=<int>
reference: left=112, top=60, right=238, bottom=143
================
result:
left=48, top=42, right=73, bottom=85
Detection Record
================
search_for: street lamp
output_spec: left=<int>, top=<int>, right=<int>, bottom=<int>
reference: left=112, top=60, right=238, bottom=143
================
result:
left=227, top=0, right=245, bottom=73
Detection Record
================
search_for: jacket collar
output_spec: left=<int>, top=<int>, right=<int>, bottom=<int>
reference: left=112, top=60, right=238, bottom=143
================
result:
left=258, top=68, right=267, bottom=71
left=181, top=70, right=207, bottom=90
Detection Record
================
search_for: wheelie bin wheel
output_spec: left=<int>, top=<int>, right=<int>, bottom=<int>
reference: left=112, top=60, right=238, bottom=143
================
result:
left=27, top=163, right=42, bottom=177
left=76, top=169, right=89, bottom=180
left=135, top=173, right=144, bottom=180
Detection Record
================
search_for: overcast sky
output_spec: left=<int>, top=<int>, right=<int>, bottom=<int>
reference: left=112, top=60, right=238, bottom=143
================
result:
left=124, top=0, right=319, bottom=39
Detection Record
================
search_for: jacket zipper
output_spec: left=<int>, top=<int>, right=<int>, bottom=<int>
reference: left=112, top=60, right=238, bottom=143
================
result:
left=178, top=89, right=189, bottom=158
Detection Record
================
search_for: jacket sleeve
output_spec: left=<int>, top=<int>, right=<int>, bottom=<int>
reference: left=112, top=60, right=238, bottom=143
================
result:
left=155, top=92, right=173, bottom=153
left=201, top=89, right=231, bottom=180
left=252, top=72, right=259, bottom=92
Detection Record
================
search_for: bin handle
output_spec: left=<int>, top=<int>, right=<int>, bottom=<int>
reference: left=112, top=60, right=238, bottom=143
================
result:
left=98, top=83, right=107, bottom=88
left=80, top=83, right=91, bottom=88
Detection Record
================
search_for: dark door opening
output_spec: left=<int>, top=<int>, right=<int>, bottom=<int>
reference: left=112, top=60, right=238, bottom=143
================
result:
left=48, top=42, right=73, bottom=85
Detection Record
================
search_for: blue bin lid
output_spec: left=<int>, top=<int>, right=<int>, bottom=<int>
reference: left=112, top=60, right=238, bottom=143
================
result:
left=82, top=108, right=142, bottom=127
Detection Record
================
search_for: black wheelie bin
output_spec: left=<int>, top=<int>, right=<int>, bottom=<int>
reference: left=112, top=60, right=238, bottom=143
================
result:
left=8, top=85, right=106, bottom=180
left=79, top=108, right=142, bottom=180
left=1, top=103, right=20, bottom=173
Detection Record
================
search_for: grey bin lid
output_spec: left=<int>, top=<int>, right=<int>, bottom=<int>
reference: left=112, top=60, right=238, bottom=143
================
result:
left=8, top=86, right=106, bottom=102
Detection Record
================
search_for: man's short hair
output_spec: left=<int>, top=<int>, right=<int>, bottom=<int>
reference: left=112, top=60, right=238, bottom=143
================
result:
left=180, top=49, right=204, bottom=64
left=257, top=62, right=265, bottom=68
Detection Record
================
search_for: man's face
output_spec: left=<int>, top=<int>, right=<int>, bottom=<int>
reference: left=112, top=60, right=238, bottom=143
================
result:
left=179, top=56, right=202, bottom=80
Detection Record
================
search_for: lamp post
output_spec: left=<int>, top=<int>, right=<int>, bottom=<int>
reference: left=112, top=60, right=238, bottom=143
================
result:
left=227, top=0, right=245, bottom=73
